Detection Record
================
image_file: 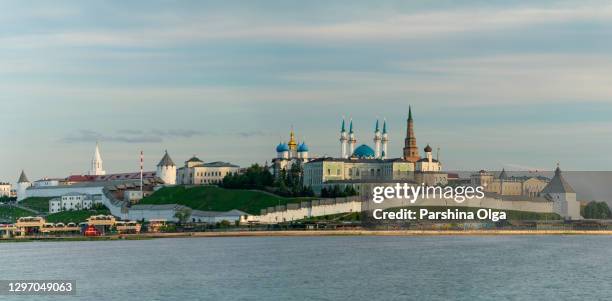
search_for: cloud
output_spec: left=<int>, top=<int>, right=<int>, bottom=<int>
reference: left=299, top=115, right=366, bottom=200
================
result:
left=62, top=129, right=207, bottom=144
left=3, top=3, right=612, bottom=48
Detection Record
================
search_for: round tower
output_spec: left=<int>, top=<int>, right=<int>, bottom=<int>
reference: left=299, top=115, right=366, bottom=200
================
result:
left=156, top=151, right=177, bottom=185
left=16, top=170, right=31, bottom=202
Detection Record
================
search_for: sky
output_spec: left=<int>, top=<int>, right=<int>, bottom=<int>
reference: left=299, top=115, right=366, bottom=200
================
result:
left=2, top=0, right=612, bottom=184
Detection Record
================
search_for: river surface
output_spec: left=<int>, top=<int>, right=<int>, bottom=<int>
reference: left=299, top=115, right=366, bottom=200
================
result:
left=1, top=236, right=611, bottom=300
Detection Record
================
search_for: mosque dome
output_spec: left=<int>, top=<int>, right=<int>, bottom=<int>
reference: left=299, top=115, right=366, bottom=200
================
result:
left=298, top=142, right=309, bottom=152
left=424, top=144, right=432, bottom=152
left=352, top=144, right=376, bottom=158
left=276, top=143, right=289, bottom=153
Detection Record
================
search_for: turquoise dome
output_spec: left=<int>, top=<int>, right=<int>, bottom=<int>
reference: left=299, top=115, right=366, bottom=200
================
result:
left=276, top=143, right=289, bottom=152
left=298, top=142, right=309, bottom=152
left=353, top=144, right=375, bottom=158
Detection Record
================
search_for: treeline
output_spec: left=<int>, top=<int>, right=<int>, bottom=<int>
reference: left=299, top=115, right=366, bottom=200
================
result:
left=582, top=201, right=612, bottom=219
left=221, top=163, right=314, bottom=197
left=320, top=185, right=357, bottom=198
left=221, top=164, right=274, bottom=189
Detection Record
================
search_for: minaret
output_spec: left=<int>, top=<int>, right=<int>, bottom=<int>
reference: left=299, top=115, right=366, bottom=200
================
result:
left=90, top=142, right=106, bottom=176
left=16, top=170, right=31, bottom=202
left=348, top=119, right=356, bottom=156
left=373, top=119, right=382, bottom=158
left=381, top=120, right=389, bottom=159
left=157, top=150, right=177, bottom=185
left=403, top=106, right=420, bottom=162
left=339, top=119, right=348, bottom=158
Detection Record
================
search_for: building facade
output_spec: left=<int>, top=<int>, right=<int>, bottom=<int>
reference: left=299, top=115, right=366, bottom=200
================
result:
left=471, top=169, right=549, bottom=197
left=176, top=157, right=240, bottom=185
left=49, top=193, right=95, bottom=213
left=0, top=182, right=11, bottom=197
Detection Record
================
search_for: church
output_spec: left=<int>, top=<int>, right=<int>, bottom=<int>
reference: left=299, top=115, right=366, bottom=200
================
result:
left=271, top=128, right=311, bottom=178
left=303, top=106, right=447, bottom=195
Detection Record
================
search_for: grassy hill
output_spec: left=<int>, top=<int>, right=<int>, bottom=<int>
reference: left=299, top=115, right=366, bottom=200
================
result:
left=46, top=209, right=111, bottom=223
left=0, top=205, right=35, bottom=223
left=139, top=186, right=313, bottom=215
left=20, top=197, right=55, bottom=213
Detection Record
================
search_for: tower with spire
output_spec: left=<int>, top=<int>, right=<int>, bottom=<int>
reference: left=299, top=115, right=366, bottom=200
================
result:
left=287, top=127, right=298, bottom=157
left=381, top=120, right=389, bottom=159
left=90, top=142, right=106, bottom=176
left=339, top=119, right=348, bottom=158
left=16, top=170, right=31, bottom=202
left=373, top=119, right=382, bottom=158
left=157, top=150, right=177, bottom=185
left=348, top=119, right=357, bottom=155
left=403, top=106, right=420, bottom=162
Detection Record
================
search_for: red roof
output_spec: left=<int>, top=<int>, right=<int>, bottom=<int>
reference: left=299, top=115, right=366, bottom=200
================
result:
left=66, top=172, right=157, bottom=183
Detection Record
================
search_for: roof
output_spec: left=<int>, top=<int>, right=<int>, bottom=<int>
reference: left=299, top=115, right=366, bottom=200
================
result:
left=352, top=144, right=375, bottom=158
left=417, top=157, right=439, bottom=163
left=541, top=167, right=575, bottom=194
left=297, top=142, right=309, bottom=152
left=186, top=156, right=203, bottom=163
left=276, top=143, right=289, bottom=152
left=18, top=170, right=29, bottom=183
left=130, top=204, right=187, bottom=211
left=307, top=157, right=409, bottom=164
left=196, top=161, right=240, bottom=168
left=499, top=169, right=508, bottom=180
left=157, top=151, right=175, bottom=167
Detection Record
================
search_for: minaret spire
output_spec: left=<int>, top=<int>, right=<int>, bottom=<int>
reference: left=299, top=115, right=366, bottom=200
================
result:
left=381, top=119, right=389, bottom=159
left=348, top=118, right=356, bottom=156
left=339, top=117, right=348, bottom=158
left=374, top=119, right=382, bottom=158
left=403, top=105, right=420, bottom=162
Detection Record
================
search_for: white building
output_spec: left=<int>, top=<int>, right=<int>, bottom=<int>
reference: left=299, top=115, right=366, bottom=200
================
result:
left=0, top=182, right=11, bottom=197
left=156, top=151, right=177, bottom=185
left=49, top=193, right=95, bottom=213
left=90, top=142, right=106, bottom=176
left=176, top=157, right=240, bottom=185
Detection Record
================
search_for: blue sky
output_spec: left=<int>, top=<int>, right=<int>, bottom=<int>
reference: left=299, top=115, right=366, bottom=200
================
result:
left=3, top=0, right=612, bottom=183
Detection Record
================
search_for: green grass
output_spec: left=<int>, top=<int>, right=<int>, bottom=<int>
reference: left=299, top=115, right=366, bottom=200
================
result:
left=139, top=186, right=313, bottom=215
left=46, top=209, right=111, bottom=223
left=20, top=197, right=55, bottom=213
left=0, top=205, right=35, bottom=223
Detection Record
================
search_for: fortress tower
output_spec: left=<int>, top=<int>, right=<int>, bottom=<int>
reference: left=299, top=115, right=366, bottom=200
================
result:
left=16, top=170, right=31, bottom=202
left=402, top=106, right=420, bottom=162
left=157, top=150, right=177, bottom=185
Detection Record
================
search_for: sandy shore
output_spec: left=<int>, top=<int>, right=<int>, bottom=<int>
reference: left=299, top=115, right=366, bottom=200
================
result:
left=4, top=229, right=612, bottom=241
left=122, top=229, right=612, bottom=238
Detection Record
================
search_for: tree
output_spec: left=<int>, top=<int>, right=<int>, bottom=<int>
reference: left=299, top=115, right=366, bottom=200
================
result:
left=174, top=207, right=192, bottom=224
left=583, top=201, right=612, bottom=219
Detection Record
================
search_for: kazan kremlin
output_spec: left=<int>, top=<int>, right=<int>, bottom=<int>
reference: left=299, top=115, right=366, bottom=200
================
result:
left=9, top=106, right=581, bottom=225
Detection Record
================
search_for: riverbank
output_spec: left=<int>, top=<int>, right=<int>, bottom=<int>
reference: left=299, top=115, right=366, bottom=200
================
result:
left=3, top=229, right=612, bottom=241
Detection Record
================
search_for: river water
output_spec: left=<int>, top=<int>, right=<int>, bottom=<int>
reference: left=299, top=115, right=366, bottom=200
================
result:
left=1, top=236, right=611, bottom=300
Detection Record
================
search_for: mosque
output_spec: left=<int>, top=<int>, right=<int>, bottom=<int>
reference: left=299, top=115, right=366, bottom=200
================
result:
left=303, top=106, right=446, bottom=195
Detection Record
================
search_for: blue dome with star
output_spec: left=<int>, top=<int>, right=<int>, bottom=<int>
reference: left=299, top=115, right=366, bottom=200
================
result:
left=276, top=143, right=289, bottom=152
left=297, top=142, right=309, bottom=152
left=352, top=144, right=375, bottom=158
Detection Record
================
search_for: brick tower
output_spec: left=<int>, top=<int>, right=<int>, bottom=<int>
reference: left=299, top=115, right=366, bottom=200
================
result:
left=403, top=106, right=420, bottom=162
